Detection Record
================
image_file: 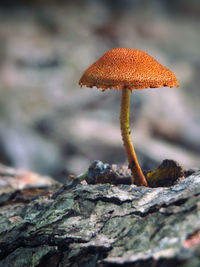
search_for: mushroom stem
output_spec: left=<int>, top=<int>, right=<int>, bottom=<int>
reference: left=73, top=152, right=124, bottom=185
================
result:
left=120, top=87, right=148, bottom=186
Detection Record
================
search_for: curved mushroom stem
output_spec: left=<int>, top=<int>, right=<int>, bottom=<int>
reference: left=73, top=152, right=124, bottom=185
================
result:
left=120, top=87, right=148, bottom=187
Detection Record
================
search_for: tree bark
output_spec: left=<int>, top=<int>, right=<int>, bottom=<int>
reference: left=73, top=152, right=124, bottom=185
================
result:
left=0, top=164, right=200, bottom=266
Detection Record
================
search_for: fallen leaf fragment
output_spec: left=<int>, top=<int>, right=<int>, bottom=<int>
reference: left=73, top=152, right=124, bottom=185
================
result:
left=146, top=159, right=185, bottom=187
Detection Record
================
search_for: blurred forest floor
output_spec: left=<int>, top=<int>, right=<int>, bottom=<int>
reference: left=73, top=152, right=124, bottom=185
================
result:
left=0, top=0, right=199, bottom=182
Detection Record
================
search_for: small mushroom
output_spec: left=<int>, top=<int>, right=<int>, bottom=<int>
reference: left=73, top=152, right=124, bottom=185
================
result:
left=79, top=48, right=179, bottom=186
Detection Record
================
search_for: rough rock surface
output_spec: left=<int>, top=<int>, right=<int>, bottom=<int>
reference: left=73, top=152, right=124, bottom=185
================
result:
left=0, top=167, right=200, bottom=266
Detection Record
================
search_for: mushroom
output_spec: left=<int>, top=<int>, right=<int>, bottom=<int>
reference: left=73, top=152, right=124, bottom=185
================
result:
left=79, top=48, right=179, bottom=186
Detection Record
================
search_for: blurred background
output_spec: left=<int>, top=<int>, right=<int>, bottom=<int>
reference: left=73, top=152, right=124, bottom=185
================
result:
left=0, top=0, right=199, bottom=182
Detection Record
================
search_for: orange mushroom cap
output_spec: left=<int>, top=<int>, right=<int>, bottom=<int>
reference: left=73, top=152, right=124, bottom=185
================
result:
left=79, top=48, right=179, bottom=91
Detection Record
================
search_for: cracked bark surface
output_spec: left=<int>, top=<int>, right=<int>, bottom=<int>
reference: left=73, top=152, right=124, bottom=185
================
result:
left=0, top=167, right=200, bottom=266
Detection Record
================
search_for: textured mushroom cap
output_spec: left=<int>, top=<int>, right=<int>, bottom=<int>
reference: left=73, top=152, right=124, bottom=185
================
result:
left=79, top=48, right=179, bottom=91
